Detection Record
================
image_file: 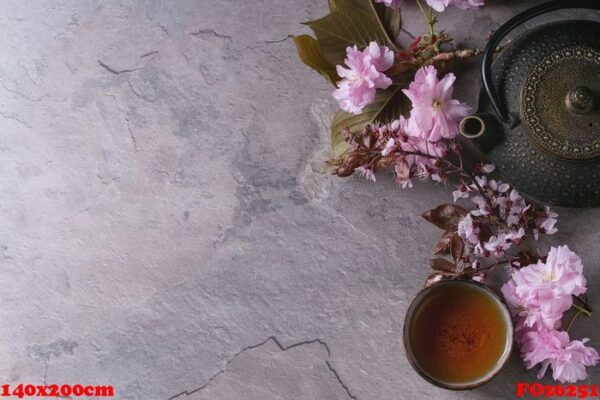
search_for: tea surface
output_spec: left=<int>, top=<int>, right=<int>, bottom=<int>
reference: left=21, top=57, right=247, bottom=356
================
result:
left=409, top=284, right=509, bottom=384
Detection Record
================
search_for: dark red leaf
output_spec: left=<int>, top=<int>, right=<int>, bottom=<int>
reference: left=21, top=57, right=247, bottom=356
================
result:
left=422, top=204, right=467, bottom=230
left=450, top=234, right=465, bottom=262
left=430, top=258, right=456, bottom=273
left=434, top=230, right=454, bottom=255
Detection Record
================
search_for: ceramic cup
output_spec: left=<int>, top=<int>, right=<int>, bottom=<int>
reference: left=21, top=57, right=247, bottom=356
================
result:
left=403, top=280, right=514, bottom=390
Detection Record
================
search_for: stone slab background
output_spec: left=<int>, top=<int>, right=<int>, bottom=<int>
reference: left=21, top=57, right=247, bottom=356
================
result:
left=0, top=1, right=598, bottom=399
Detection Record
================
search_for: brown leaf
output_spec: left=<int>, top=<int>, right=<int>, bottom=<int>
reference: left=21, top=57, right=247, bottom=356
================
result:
left=434, top=230, right=454, bottom=255
left=430, top=258, right=456, bottom=273
left=425, top=272, right=453, bottom=287
left=291, top=35, right=339, bottom=85
left=422, top=204, right=467, bottom=230
left=450, top=234, right=465, bottom=262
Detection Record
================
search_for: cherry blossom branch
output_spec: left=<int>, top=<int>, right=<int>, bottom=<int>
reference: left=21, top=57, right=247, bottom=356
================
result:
left=415, top=0, right=437, bottom=36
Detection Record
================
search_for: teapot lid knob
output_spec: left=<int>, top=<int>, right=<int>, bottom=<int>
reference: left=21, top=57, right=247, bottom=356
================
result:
left=566, top=86, right=596, bottom=114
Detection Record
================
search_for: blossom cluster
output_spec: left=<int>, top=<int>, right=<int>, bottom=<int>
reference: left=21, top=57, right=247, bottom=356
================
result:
left=454, top=174, right=558, bottom=264
left=318, top=0, right=597, bottom=385
left=328, top=57, right=598, bottom=385
left=333, top=43, right=394, bottom=114
left=331, top=64, right=470, bottom=188
left=502, top=247, right=599, bottom=383
left=374, top=0, right=484, bottom=12
left=333, top=0, right=486, bottom=114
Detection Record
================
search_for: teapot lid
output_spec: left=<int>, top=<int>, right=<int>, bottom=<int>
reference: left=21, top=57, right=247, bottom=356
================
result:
left=523, top=46, right=600, bottom=160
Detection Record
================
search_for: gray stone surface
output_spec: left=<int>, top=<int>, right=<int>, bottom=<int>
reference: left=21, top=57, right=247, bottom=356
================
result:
left=0, top=1, right=599, bottom=399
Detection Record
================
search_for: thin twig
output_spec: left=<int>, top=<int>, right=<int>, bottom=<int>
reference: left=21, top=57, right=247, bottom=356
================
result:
left=566, top=309, right=584, bottom=332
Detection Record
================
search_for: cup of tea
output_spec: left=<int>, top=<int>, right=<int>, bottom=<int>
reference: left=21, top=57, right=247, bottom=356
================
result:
left=403, top=280, right=514, bottom=390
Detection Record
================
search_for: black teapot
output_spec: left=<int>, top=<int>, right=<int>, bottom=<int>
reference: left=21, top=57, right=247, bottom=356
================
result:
left=460, top=0, right=600, bottom=207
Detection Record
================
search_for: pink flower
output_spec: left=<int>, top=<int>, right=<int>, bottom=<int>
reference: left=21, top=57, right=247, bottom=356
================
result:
left=377, top=117, right=449, bottom=187
left=356, top=166, right=376, bottom=182
left=488, top=179, right=510, bottom=196
left=333, top=42, right=394, bottom=114
left=425, top=0, right=484, bottom=12
left=373, top=0, right=403, bottom=8
left=543, top=246, right=587, bottom=297
left=484, top=233, right=513, bottom=256
left=470, top=194, right=492, bottom=217
left=403, top=66, right=471, bottom=141
left=474, top=163, right=496, bottom=174
left=452, top=181, right=472, bottom=202
left=501, top=246, right=587, bottom=330
left=521, top=330, right=599, bottom=383
left=494, top=188, right=529, bottom=227
left=457, top=214, right=480, bottom=245
left=535, top=206, right=559, bottom=239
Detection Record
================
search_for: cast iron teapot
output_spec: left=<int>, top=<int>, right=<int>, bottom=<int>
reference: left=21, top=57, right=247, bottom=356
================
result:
left=459, top=0, right=600, bottom=208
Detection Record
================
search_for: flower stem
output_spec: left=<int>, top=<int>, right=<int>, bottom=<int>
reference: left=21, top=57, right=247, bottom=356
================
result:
left=566, top=309, right=584, bottom=332
left=401, top=149, right=493, bottom=208
left=573, top=297, right=593, bottom=317
left=427, top=7, right=435, bottom=37
left=415, top=0, right=436, bottom=36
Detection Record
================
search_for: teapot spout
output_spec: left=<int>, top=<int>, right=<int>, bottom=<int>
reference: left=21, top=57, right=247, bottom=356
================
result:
left=459, top=113, right=502, bottom=153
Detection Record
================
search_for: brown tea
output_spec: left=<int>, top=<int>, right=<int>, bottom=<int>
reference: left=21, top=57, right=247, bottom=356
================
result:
left=408, top=283, right=510, bottom=385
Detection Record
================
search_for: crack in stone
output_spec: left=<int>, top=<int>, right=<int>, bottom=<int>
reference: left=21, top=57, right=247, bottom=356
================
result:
left=144, top=12, right=171, bottom=39
left=41, top=357, right=72, bottom=399
left=0, top=80, right=46, bottom=102
left=140, top=50, right=159, bottom=59
left=106, top=94, right=138, bottom=150
left=190, top=28, right=232, bottom=40
left=0, top=110, right=32, bottom=128
left=98, top=51, right=159, bottom=75
left=43, top=357, right=48, bottom=385
left=326, top=360, right=358, bottom=400
left=97, top=59, right=139, bottom=75
left=166, top=336, right=359, bottom=400
left=263, top=36, right=289, bottom=44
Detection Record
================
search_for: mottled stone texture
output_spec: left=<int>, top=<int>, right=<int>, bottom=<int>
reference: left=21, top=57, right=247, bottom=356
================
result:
left=0, top=1, right=599, bottom=399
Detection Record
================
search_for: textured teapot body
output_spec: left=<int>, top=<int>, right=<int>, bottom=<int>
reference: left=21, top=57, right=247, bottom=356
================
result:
left=461, top=4, right=600, bottom=208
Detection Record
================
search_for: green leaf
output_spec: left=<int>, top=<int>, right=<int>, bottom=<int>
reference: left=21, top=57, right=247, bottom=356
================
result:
left=305, top=0, right=401, bottom=66
left=331, top=84, right=411, bottom=156
left=373, top=2, right=402, bottom=45
left=331, top=121, right=350, bottom=158
left=291, top=35, right=339, bottom=85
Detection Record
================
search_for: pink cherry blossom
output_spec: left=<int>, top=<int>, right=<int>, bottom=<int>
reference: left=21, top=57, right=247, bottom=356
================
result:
left=373, top=0, right=483, bottom=11
left=473, top=163, right=495, bottom=174
left=425, top=0, right=484, bottom=12
left=356, top=166, right=376, bottom=182
left=457, top=214, right=479, bottom=245
left=543, top=245, right=587, bottom=297
left=333, top=42, right=394, bottom=114
left=374, top=116, right=448, bottom=187
left=470, top=194, right=492, bottom=216
left=483, top=233, right=513, bottom=256
left=495, top=189, right=530, bottom=227
left=535, top=206, right=559, bottom=239
left=520, top=329, right=599, bottom=383
left=501, top=246, right=587, bottom=331
left=402, top=66, right=471, bottom=141
left=373, top=0, right=403, bottom=8
left=452, top=181, right=472, bottom=202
